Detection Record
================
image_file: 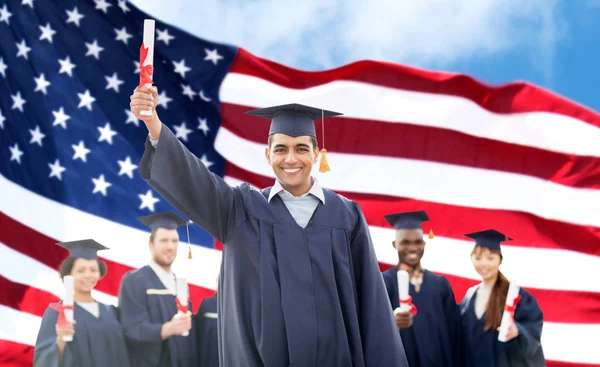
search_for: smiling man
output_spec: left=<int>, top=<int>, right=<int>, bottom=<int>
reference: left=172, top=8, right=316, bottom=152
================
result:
left=118, top=211, right=196, bottom=367
left=381, top=211, right=463, bottom=367
left=130, top=85, right=408, bottom=366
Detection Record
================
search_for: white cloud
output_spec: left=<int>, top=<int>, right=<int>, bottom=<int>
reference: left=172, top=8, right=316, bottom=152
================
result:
left=130, top=0, right=565, bottom=73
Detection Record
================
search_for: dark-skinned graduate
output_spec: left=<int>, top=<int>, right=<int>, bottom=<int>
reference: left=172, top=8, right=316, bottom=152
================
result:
left=128, top=84, right=408, bottom=367
left=381, top=211, right=462, bottom=367
left=33, top=239, right=130, bottom=367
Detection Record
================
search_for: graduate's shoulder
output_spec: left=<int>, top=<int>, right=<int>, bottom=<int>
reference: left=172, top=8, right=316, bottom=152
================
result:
left=121, top=265, right=151, bottom=283
left=323, top=188, right=362, bottom=216
left=381, top=266, right=397, bottom=278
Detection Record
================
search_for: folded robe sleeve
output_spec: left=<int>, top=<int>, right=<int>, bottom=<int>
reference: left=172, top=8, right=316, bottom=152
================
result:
left=350, top=203, right=409, bottom=366
left=504, top=290, right=544, bottom=360
left=139, top=124, right=245, bottom=243
left=33, top=306, right=62, bottom=367
left=118, top=273, right=163, bottom=343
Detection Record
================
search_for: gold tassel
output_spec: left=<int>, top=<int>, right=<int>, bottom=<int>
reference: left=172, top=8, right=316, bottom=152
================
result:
left=428, top=229, right=434, bottom=239
left=188, top=245, right=193, bottom=259
left=319, top=149, right=331, bottom=173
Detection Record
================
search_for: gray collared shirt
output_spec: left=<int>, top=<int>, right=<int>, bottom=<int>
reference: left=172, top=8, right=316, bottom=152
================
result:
left=268, top=178, right=325, bottom=228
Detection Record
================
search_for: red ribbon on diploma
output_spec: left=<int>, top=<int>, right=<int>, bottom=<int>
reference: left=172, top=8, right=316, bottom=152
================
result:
left=175, top=297, right=188, bottom=314
left=400, top=295, right=418, bottom=316
left=49, top=303, right=74, bottom=327
left=138, top=43, right=153, bottom=89
left=504, top=294, right=522, bottom=322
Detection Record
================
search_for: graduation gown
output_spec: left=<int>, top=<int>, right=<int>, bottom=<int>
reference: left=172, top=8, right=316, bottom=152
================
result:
left=382, top=268, right=462, bottom=367
left=195, top=295, right=219, bottom=367
left=33, top=301, right=130, bottom=367
left=459, top=285, right=546, bottom=367
left=118, top=265, right=197, bottom=367
left=139, top=124, right=407, bottom=367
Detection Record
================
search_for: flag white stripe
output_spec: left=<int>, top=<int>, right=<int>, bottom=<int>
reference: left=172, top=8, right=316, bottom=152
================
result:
left=0, top=303, right=597, bottom=364
left=0, top=175, right=222, bottom=292
left=213, top=129, right=600, bottom=227
left=221, top=73, right=600, bottom=157
left=0, top=241, right=117, bottom=306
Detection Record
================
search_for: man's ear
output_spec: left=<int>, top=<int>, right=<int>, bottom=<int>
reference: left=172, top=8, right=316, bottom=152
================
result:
left=314, top=148, right=320, bottom=164
left=265, top=147, right=271, bottom=165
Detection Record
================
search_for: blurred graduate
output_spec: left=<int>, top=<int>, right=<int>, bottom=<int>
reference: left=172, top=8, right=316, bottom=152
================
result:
left=194, top=276, right=219, bottom=367
left=459, top=230, right=545, bottom=366
left=381, top=211, right=462, bottom=367
left=130, top=85, right=408, bottom=366
left=33, top=239, right=130, bottom=367
left=118, top=211, right=197, bottom=367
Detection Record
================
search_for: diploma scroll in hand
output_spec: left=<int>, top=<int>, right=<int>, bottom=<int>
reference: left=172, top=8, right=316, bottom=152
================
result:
left=139, top=19, right=155, bottom=116
left=395, top=270, right=417, bottom=316
left=498, top=281, right=521, bottom=342
left=49, top=275, right=75, bottom=342
left=175, top=276, right=189, bottom=337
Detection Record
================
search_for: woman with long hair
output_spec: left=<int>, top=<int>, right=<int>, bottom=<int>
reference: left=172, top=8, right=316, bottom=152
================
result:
left=33, top=239, right=130, bottom=367
left=459, top=230, right=545, bottom=366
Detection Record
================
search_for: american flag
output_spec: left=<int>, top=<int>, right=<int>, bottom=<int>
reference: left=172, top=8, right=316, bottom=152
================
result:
left=1, top=0, right=599, bottom=366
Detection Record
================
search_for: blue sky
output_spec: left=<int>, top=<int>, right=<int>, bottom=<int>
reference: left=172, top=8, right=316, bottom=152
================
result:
left=131, top=0, right=600, bottom=113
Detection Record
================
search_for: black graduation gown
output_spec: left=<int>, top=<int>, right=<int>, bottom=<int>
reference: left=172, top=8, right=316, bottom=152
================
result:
left=194, top=295, right=219, bottom=367
left=382, top=268, right=463, bottom=367
left=139, top=124, right=408, bottom=367
left=118, top=265, right=197, bottom=367
left=459, top=286, right=546, bottom=367
left=33, top=301, right=130, bottom=367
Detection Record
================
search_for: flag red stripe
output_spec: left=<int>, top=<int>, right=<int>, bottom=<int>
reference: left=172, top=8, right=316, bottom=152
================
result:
left=0, top=213, right=216, bottom=311
left=0, top=276, right=58, bottom=317
left=231, top=48, right=600, bottom=129
left=0, top=340, right=34, bottom=367
left=224, top=165, right=600, bottom=255
left=221, top=103, right=600, bottom=190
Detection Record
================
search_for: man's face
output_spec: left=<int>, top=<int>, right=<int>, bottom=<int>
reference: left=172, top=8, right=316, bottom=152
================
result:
left=265, top=133, right=318, bottom=196
left=393, top=228, right=425, bottom=267
left=149, top=228, right=179, bottom=267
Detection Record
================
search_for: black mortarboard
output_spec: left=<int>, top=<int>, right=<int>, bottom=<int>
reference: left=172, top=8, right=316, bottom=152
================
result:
left=384, top=210, right=430, bottom=229
left=464, top=229, right=512, bottom=252
left=244, top=103, right=343, bottom=138
left=57, top=239, right=108, bottom=260
left=138, top=211, right=187, bottom=230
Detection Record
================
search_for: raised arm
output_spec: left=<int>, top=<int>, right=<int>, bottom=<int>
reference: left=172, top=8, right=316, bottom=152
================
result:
left=349, top=203, right=409, bottom=366
left=131, top=86, right=244, bottom=242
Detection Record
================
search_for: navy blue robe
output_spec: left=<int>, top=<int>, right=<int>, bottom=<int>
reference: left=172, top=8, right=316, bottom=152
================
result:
left=195, top=294, right=219, bottom=367
left=139, top=124, right=407, bottom=366
left=459, top=286, right=545, bottom=367
left=33, top=301, right=130, bottom=367
left=382, top=268, right=462, bottom=367
left=118, top=265, right=197, bottom=367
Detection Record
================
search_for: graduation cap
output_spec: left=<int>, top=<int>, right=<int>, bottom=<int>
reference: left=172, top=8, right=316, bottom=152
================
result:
left=245, top=103, right=343, bottom=172
left=464, top=229, right=512, bottom=252
left=57, top=239, right=108, bottom=260
left=138, top=211, right=187, bottom=230
left=384, top=210, right=434, bottom=239
left=138, top=211, right=194, bottom=259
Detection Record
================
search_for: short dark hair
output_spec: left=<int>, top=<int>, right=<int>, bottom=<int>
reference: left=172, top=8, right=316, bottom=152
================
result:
left=59, top=256, right=107, bottom=279
left=268, top=135, right=318, bottom=150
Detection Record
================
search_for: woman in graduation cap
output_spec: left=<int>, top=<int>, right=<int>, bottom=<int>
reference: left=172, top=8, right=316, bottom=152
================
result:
left=459, top=230, right=546, bottom=366
left=130, top=86, right=408, bottom=366
left=33, top=239, right=130, bottom=367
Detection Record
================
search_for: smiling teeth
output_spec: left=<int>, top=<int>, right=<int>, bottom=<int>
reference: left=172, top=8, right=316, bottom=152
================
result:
left=283, top=168, right=300, bottom=173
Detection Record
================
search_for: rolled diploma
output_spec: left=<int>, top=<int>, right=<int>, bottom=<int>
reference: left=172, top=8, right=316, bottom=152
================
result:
left=396, top=270, right=411, bottom=313
left=176, top=276, right=189, bottom=337
left=498, top=282, right=520, bottom=342
left=63, top=275, right=74, bottom=342
left=139, top=19, right=155, bottom=116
